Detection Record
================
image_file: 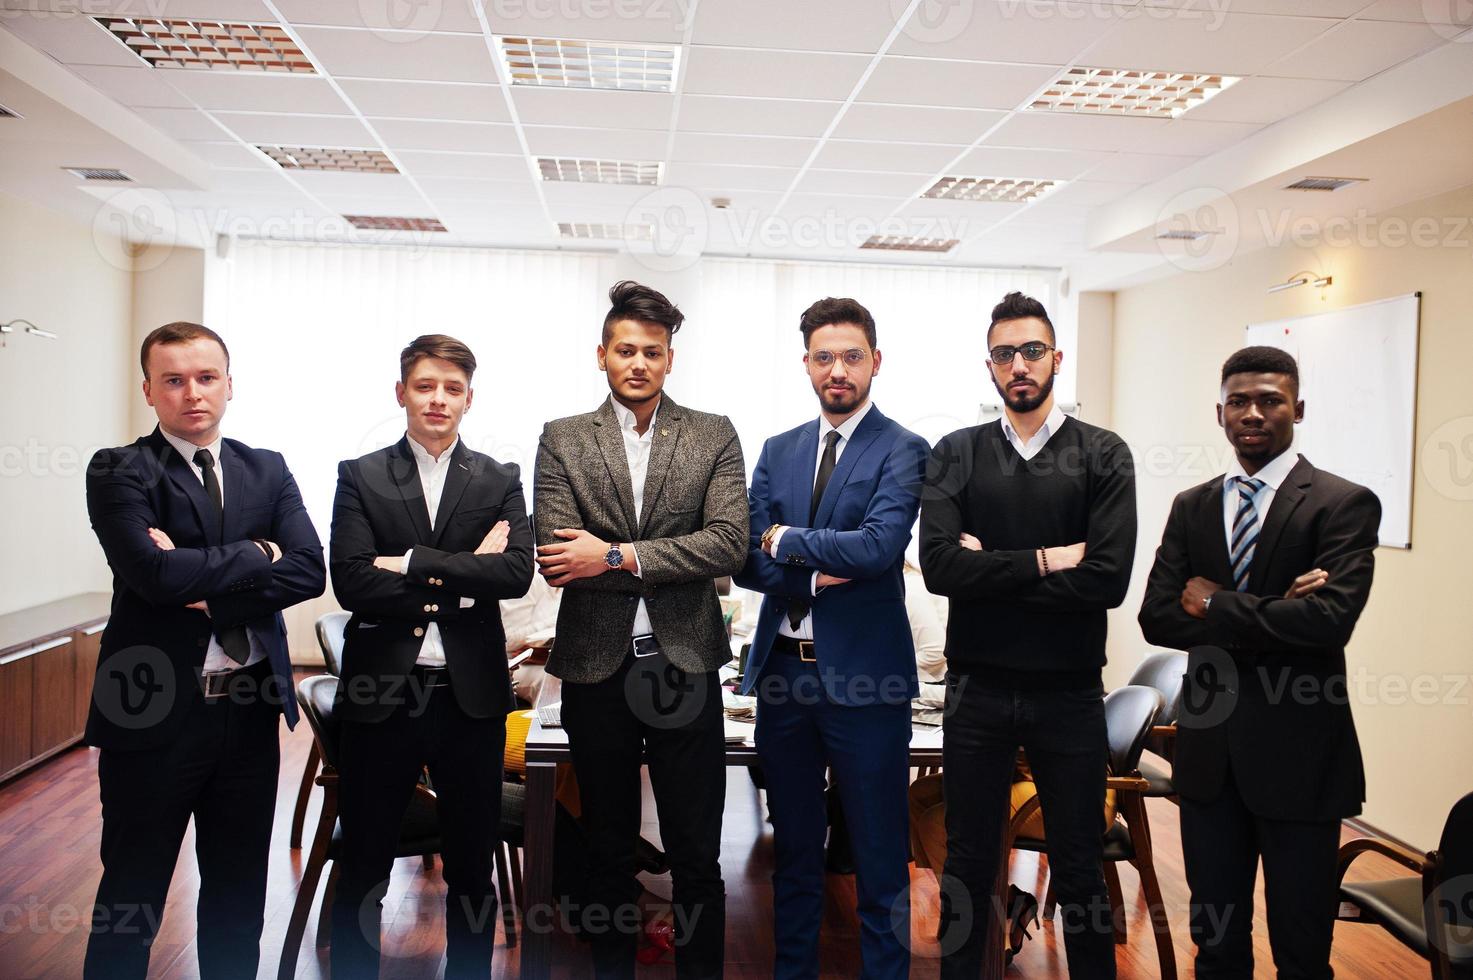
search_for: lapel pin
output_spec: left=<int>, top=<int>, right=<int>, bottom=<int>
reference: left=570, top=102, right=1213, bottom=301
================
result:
left=661, top=427, right=669, bottom=437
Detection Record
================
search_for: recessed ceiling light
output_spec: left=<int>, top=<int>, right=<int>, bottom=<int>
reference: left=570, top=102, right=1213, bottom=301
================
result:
left=557, top=222, right=655, bottom=241
left=859, top=235, right=958, bottom=253
left=497, top=36, right=679, bottom=92
left=1284, top=176, right=1368, bottom=192
left=537, top=157, right=662, bottom=186
left=923, top=176, right=1058, bottom=203
left=1028, top=66, right=1237, bottom=118
left=95, top=17, right=315, bottom=73
left=63, top=167, right=133, bottom=181
left=259, top=145, right=398, bottom=173
left=344, top=215, right=446, bottom=232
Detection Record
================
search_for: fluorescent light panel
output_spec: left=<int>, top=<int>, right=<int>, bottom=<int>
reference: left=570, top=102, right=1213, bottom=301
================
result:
left=538, top=157, right=662, bottom=186
left=1029, top=66, right=1237, bottom=118
left=95, top=17, right=314, bottom=73
left=923, top=176, right=1058, bottom=203
left=557, top=222, right=654, bottom=241
left=344, top=215, right=446, bottom=232
left=260, top=145, right=398, bottom=173
left=860, top=235, right=958, bottom=253
left=498, top=36, right=679, bottom=92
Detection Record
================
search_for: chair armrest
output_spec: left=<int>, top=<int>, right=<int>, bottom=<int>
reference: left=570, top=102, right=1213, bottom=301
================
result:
left=1106, top=774, right=1151, bottom=792
left=1148, top=725, right=1177, bottom=740
left=1335, top=836, right=1429, bottom=886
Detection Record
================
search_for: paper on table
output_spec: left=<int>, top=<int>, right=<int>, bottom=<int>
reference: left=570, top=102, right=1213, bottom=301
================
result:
left=724, top=718, right=755, bottom=745
left=909, top=724, right=943, bottom=748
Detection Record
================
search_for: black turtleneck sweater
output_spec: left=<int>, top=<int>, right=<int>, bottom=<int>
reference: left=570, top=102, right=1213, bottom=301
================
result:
left=918, top=417, right=1137, bottom=688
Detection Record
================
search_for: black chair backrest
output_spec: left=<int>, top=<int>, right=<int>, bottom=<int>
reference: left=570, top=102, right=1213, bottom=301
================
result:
left=1103, top=685, right=1164, bottom=777
left=296, top=674, right=342, bottom=770
left=1127, top=651, right=1188, bottom=726
left=315, top=611, right=349, bottom=677
left=1436, top=791, right=1473, bottom=934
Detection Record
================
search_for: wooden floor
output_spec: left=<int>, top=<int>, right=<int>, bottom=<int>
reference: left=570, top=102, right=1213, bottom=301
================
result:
left=0, top=687, right=1432, bottom=979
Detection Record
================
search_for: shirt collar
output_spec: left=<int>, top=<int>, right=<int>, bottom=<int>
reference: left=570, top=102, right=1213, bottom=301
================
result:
left=160, top=427, right=223, bottom=468
left=821, top=399, right=874, bottom=443
left=407, top=433, right=458, bottom=467
left=1001, top=402, right=1067, bottom=446
left=1224, top=444, right=1298, bottom=491
left=610, top=394, right=660, bottom=436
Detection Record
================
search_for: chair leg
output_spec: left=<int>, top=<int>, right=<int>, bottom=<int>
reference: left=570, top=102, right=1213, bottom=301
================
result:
left=1120, top=792, right=1175, bottom=978
left=316, top=863, right=339, bottom=950
left=1103, top=861, right=1127, bottom=945
left=278, top=789, right=336, bottom=980
left=509, top=844, right=524, bottom=908
left=495, top=841, right=517, bottom=947
left=289, top=741, right=320, bottom=849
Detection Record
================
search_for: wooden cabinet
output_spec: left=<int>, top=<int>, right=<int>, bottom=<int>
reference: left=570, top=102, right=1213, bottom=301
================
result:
left=31, top=636, right=77, bottom=760
left=0, top=655, right=35, bottom=778
left=73, top=626, right=102, bottom=739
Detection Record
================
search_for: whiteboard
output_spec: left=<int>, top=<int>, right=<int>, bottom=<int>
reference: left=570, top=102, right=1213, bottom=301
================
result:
left=1245, top=293, right=1420, bottom=549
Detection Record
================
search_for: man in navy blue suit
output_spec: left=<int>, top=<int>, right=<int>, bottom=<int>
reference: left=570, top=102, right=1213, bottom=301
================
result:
left=735, top=297, right=929, bottom=979
left=83, top=322, right=325, bottom=979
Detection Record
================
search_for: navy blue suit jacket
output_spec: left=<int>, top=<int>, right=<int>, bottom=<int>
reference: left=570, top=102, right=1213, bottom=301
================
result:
left=734, top=406, right=929, bottom=705
left=85, top=427, right=325, bottom=750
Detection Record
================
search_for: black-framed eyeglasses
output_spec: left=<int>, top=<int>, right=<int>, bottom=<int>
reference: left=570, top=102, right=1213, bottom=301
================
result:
left=808, top=348, right=869, bottom=368
left=989, top=342, right=1055, bottom=364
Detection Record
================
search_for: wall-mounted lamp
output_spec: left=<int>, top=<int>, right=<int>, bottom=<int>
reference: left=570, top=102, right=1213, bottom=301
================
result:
left=0, top=319, right=60, bottom=344
left=1267, top=272, right=1333, bottom=294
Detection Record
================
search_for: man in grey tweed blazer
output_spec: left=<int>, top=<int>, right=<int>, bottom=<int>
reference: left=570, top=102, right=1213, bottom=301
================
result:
left=534, top=281, right=747, bottom=979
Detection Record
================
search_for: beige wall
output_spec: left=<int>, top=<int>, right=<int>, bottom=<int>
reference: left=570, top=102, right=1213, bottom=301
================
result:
left=0, top=192, right=132, bottom=615
left=1107, top=180, right=1473, bottom=848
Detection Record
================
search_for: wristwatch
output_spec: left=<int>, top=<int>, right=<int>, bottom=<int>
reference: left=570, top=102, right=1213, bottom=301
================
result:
left=605, top=542, right=625, bottom=569
left=1202, top=594, right=1213, bottom=613
left=760, top=523, right=782, bottom=551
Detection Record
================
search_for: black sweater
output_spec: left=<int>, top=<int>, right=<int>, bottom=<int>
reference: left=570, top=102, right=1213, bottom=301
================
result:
left=918, top=417, right=1137, bottom=685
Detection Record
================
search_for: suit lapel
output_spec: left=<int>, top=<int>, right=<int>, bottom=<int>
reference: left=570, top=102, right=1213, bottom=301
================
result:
left=1248, top=455, right=1311, bottom=593
left=150, top=428, right=219, bottom=546
left=791, top=420, right=819, bottom=526
left=593, top=399, right=638, bottom=536
left=1195, top=479, right=1234, bottom=586
left=391, top=437, right=434, bottom=543
left=219, top=440, right=247, bottom=544
left=638, top=396, right=682, bottom=538
left=814, top=407, right=885, bottom=527
left=430, top=441, right=475, bottom=547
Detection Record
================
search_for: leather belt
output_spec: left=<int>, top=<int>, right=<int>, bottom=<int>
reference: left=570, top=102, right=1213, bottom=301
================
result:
left=772, top=635, right=817, bottom=663
left=411, top=664, right=451, bottom=690
left=200, top=657, right=271, bottom=701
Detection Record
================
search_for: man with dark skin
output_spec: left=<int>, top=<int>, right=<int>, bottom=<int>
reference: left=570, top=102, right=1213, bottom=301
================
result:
left=1140, top=346, right=1380, bottom=979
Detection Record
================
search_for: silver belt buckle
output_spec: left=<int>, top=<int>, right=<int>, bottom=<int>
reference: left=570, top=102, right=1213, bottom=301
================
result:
left=797, top=640, right=816, bottom=663
left=632, top=633, right=661, bottom=658
left=201, top=670, right=232, bottom=700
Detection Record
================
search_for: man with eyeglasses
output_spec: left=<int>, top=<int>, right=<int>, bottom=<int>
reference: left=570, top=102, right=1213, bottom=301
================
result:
left=920, top=291, right=1136, bottom=978
left=735, top=297, right=929, bottom=979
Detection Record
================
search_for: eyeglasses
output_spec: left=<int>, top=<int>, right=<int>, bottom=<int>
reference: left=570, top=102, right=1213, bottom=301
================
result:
left=808, top=348, right=869, bottom=368
left=988, top=342, right=1055, bottom=364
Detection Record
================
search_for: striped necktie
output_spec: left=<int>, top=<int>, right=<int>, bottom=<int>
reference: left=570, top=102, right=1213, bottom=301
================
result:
left=1229, top=476, right=1266, bottom=592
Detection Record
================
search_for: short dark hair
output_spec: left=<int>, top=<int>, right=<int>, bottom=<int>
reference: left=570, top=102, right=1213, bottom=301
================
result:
left=400, top=334, right=477, bottom=383
left=987, top=291, right=1055, bottom=345
left=140, top=321, right=230, bottom=379
left=798, top=297, right=877, bottom=349
left=1221, top=345, right=1299, bottom=395
left=602, top=280, right=684, bottom=345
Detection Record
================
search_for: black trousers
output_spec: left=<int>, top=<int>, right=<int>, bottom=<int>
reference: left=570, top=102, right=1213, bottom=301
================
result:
left=84, top=659, right=282, bottom=980
left=561, top=652, right=726, bottom=980
left=331, top=672, right=506, bottom=980
left=939, top=676, right=1116, bottom=980
left=1180, top=762, right=1342, bottom=980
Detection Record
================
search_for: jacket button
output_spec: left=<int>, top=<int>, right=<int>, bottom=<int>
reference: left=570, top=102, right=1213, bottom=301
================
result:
left=431, top=604, right=440, bottom=612
left=423, top=604, right=433, bottom=613
left=413, top=627, right=425, bottom=638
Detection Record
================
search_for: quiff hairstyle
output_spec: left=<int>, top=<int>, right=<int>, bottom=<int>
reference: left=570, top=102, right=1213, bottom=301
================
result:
left=400, top=334, right=477, bottom=383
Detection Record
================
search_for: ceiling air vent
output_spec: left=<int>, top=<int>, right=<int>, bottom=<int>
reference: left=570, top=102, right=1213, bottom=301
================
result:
left=344, top=215, right=446, bottom=232
left=1156, top=229, right=1209, bottom=241
left=1284, top=176, right=1367, bottom=192
left=64, top=167, right=133, bottom=181
left=860, top=235, right=958, bottom=253
left=0, top=102, right=21, bottom=119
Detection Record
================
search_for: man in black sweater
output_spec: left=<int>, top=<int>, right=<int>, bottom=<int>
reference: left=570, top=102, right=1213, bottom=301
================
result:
left=920, top=291, right=1136, bottom=979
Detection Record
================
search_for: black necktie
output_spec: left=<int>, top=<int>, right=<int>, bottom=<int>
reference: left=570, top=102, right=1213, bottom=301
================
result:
left=788, top=431, right=841, bottom=631
left=194, top=448, right=251, bottom=665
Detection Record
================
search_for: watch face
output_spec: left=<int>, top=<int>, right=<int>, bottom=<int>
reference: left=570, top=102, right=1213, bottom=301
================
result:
left=606, top=545, right=623, bottom=568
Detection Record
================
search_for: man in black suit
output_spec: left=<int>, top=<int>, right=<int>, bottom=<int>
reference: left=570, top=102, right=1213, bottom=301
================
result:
left=84, top=321, right=325, bottom=980
left=1139, top=345, right=1380, bottom=979
left=329, top=334, right=534, bottom=979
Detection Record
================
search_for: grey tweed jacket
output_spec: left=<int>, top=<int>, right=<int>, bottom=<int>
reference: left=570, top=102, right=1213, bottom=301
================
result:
left=534, top=394, right=749, bottom=683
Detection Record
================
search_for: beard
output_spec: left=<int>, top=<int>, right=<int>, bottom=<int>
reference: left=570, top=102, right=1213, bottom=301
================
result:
left=992, top=370, right=1055, bottom=414
left=815, top=377, right=869, bottom=415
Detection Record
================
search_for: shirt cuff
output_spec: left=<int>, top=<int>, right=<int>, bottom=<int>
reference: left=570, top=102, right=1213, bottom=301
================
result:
left=459, top=597, right=475, bottom=608
left=400, top=549, right=413, bottom=575
left=810, top=572, right=820, bottom=596
left=628, top=542, right=642, bottom=578
left=770, top=526, right=788, bottom=557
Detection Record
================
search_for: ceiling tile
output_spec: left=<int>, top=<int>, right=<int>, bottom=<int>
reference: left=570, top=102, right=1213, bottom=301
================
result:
left=160, top=72, right=351, bottom=114
left=809, top=139, right=960, bottom=174
left=287, top=171, right=419, bottom=197
left=394, top=150, right=531, bottom=179
left=512, top=88, right=673, bottom=130
left=1079, top=151, right=1199, bottom=182
left=692, top=0, right=899, bottom=53
left=951, top=145, right=1110, bottom=180
left=295, top=26, right=497, bottom=82
left=1183, top=76, right=1352, bottom=124
left=1261, top=20, right=1445, bottom=81
left=888, top=0, right=1108, bottom=64
left=131, top=106, right=228, bottom=140
left=1129, top=118, right=1263, bottom=156
left=414, top=176, right=533, bottom=200
left=180, top=140, right=273, bottom=168
left=831, top=103, right=1004, bottom=144
left=1357, top=0, right=1469, bottom=22
left=683, top=48, right=871, bottom=101
left=201, top=168, right=299, bottom=194
left=273, top=0, right=484, bottom=32
left=523, top=125, right=667, bottom=159
left=664, top=163, right=799, bottom=192
left=858, top=59, right=1058, bottom=110
left=371, top=118, right=521, bottom=152
left=2, top=12, right=143, bottom=66
left=312, top=194, right=437, bottom=215
left=482, top=0, right=687, bottom=44
left=338, top=80, right=507, bottom=122
left=676, top=96, right=839, bottom=138
left=795, top=170, right=931, bottom=197
left=68, top=64, right=192, bottom=108
left=211, top=111, right=376, bottom=146
left=1079, top=10, right=1335, bottom=76
left=670, top=132, right=818, bottom=167
left=983, top=112, right=1170, bottom=153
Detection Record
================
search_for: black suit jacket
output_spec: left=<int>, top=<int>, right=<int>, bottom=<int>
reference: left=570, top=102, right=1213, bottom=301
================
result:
left=1138, top=455, right=1379, bottom=821
left=330, top=437, right=534, bottom=723
left=85, top=428, right=326, bottom=750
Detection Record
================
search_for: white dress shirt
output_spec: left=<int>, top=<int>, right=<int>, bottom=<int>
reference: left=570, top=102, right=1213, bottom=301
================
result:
left=609, top=396, right=655, bottom=637
left=775, top=399, right=874, bottom=640
left=398, top=434, right=474, bottom=666
left=1221, top=444, right=1298, bottom=554
left=159, top=428, right=268, bottom=673
left=1000, top=402, right=1068, bottom=461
